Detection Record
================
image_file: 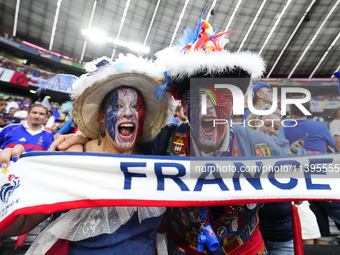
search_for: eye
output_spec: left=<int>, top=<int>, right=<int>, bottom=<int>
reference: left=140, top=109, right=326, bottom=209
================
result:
left=112, top=104, right=121, bottom=110
left=132, top=104, right=141, bottom=110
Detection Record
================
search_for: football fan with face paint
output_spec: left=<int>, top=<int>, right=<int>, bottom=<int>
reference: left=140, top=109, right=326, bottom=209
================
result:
left=0, top=54, right=169, bottom=255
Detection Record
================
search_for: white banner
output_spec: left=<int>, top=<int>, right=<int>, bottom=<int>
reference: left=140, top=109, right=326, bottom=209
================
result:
left=1, top=151, right=340, bottom=233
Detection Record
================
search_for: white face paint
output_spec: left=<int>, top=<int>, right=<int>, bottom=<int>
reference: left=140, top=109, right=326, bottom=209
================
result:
left=104, top=88, right=144, bottom=149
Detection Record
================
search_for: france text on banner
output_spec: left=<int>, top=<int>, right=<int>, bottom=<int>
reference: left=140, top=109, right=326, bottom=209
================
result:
left=1, top=151, right=340, bottom=233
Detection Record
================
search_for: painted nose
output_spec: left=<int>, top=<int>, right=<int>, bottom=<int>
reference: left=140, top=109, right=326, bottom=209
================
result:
left=122, top=108, right=134, bottom=118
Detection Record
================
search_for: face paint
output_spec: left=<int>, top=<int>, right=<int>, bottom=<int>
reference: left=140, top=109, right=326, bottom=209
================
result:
left=190, top=87, right=232, bottom=147
left=104, top=88, right=144, bottom=149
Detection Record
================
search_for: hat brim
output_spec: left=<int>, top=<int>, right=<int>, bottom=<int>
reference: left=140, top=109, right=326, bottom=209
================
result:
left=73, top=72, right=168, bottom=140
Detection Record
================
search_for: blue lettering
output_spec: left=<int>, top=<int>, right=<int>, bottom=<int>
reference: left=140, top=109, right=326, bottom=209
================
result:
left=268, top=160, right=299, bottom=189
left=233, top=162, right=263, bottom=191
left=155, top=163, right=189, bottom=191
left=120, top=162, right=147, bottom=190
left=194, top=163, right=229, bottom=191
left=304, top=158, right=332, bottom=190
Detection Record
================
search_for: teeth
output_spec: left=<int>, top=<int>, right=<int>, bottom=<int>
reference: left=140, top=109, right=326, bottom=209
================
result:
left=203, top=118, right=214, bottom=122
left=120, top=123, right=134, bottom=127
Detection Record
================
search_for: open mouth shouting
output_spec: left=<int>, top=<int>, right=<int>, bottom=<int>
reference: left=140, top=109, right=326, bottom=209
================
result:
left=200, top=116, right=216, bottom=136
left=118, top=122, right=136, bottom=140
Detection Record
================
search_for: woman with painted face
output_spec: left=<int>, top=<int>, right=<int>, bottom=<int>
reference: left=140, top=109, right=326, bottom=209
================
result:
left=0, top=54, right=169, bottom=255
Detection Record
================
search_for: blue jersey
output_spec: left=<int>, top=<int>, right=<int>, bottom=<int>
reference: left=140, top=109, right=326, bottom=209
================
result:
left=283, top=119, right=335, bottom=153
left=0, top=123, right=54, bottom=151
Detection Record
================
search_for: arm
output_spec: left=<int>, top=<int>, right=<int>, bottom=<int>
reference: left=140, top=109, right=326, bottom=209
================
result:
left=48, top=133, right=87, bottom=151
left=333, top=135, right=340, bottom=152
left=1, top=214, right=50, bottom=237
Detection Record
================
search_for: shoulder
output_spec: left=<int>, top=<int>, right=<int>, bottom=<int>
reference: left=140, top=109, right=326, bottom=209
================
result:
left=83, top=139, right=99, bottom=152
left=1, top=123, right=23, bottom=133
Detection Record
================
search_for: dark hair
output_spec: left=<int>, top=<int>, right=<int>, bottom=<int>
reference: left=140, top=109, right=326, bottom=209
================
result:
left=28, top=102, right=48, bottom=115
left=290, top=100, right=311, bottom=117
left=331, top=108, right=340, bottom=119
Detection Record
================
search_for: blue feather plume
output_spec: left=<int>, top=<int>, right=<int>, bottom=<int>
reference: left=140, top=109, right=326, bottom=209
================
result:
left=36, top=74, right=78, bottom=95
left=155, top=72, right=172, bottom=100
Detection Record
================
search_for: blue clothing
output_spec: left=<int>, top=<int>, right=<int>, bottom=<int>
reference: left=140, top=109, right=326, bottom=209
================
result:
left=283, top=119, right=335, bottom=153
left=2, top=115, right=20, bottom=124
left=57, top=119, right=76, bottom=135
left=68, top=211, right=163, bottom=255
left=0, top=123, right=54, bottom=151
left=259, top=202, right=293, bottom=242
left=264, top=240, right=294, bottom=255
left=171, top=118, right=180, bottom=124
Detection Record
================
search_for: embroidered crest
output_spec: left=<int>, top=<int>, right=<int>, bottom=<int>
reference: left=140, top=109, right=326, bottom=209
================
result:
left=173, top=132, right=187, bottom=155
left=217, top=226, right=227, bottom=237
left=0, top=175, right=20, bottom=204
left=38, top=136, right=43, bottom=145
left=253, top=142, right=271, bottom=156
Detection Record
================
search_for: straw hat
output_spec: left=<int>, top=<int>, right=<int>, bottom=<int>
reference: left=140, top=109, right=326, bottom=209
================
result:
left=72, top=54, right=168, bottom=140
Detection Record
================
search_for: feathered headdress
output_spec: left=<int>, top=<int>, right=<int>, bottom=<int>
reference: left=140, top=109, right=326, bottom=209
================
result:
left=155, top=4, right=266, bottom=97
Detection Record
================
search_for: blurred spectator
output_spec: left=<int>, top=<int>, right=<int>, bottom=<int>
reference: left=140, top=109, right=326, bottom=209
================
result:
left=171, top=105, right=187, bottom=124
left=5, top=97, right=19, bottom=114
left=14, top=103, right=30, bottom=120
left=0, top=103, right=53, bottom=152
left=231, top=114, right=242, bottom=123
left=283, top=101, right=335, bottom=153
left=0, top=98, right=6, bottom=116
left=2, top=107, right=21, bottom=125
left=330, top=108, right=340, bottom=152
left=322, top=115, right=334, bottom=128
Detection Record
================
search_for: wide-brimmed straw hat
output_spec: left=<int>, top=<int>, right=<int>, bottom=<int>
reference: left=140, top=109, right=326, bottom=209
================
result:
left=71, top=54, right=168, bottom=140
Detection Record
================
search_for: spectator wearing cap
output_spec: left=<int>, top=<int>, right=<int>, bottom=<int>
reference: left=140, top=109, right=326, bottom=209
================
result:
left=330, top=108, right=340, bottom=152
left=5, top=97, right=19, bottom=114
left=14, top=103, right=30, bottom=121
left=242, top=82, right=273, bottom=123
left=242, top=82, right=286, bottom=140
left=322, top=114, right=334, bottom=128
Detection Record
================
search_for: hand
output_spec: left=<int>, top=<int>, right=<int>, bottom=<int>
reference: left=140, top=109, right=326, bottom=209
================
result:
left=48, top=134, right=87, bottom=151
left=0, top=145, right=25, bottom=169
left=290, top=139, right=304, bottom=148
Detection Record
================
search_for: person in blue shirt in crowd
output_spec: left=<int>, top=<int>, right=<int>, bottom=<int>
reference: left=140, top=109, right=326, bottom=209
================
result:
left=0, top=102, right=53, bottom=152
left=2, top=107, right=21, bottom=125
left=242, top=82, right=286, bottom=140
left=283, top=100, right=335, bottom=153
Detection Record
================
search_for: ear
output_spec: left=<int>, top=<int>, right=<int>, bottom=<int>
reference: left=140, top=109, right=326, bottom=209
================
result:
left=99, top=109, right=105, bottom=124
left=256, top=90, right=264, bottom=99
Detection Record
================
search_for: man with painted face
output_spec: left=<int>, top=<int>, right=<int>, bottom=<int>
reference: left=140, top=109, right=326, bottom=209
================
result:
left=143, top=15, right=290, bottom=253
